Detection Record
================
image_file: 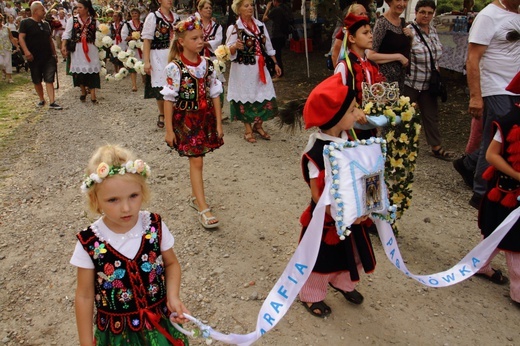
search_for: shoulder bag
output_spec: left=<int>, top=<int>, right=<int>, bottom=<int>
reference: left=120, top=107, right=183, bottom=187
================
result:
left=411, top=24, right=447, bottom=102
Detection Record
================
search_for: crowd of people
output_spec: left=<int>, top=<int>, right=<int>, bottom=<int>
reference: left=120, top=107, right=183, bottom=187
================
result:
left=0, top=0, right=518, bottom=343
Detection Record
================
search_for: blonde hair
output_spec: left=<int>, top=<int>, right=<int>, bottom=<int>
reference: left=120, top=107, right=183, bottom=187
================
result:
left=85, top=145, right=151, bottom=214
left=197, top=0, right=212, bottom=11
left=347, top=3, right=367, bottom=16
left=168, top=29, right=187, bottom=62
left=231, top=0, right=250, bottom=15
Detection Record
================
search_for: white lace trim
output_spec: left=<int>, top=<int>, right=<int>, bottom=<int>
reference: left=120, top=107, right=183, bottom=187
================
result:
left=88, top=210, right=152, bottom=244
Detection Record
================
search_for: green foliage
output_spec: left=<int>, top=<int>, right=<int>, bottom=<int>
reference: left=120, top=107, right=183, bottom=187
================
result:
left=436, top=0, right=492, bottom=13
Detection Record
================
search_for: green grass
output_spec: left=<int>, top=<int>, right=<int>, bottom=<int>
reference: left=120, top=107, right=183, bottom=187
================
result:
left=0, top=72, right=37, bottom=145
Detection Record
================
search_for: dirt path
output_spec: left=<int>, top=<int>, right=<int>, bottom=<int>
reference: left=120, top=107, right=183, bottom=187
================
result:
left=0, top=49, right=518, bottom=346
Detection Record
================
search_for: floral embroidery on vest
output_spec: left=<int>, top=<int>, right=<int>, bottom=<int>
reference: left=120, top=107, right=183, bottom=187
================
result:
left=151, top=12, right=173, bottom=50
left=72, top=16, right=96, bottom=44
left=169, top=58, right=215, bottom=111
left=77, top=212, right=169, bottom=334
left=235, top=25, right=267, bottom=66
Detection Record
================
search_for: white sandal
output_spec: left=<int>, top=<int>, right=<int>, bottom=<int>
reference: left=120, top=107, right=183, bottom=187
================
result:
left=188, top=196, right=198, bottom=211
left=198, top=208, right=219, bottom=229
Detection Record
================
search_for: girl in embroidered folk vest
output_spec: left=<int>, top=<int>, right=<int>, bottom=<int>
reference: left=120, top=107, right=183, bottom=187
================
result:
left=142, top=0, right=180, bottom=128
left=122, top=8, right=145, bottom=92
left=70, top=145, right=190, bottom=346
left=225, top=0, right=281, bottom=143
left=161, top=14, right=224, bottom=229
left=476, top=73, right=520, bottom=304
left=61, top=0, right=101, bottom=103
left=298, top=74, right=376, bottom=318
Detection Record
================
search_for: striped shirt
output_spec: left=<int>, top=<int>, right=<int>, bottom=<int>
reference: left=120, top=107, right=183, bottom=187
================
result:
left=405, top=21, right=443, bottom=91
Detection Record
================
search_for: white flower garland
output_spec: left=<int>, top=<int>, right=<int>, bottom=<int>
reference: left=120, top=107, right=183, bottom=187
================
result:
left=80, top=160, right=151, bottom=193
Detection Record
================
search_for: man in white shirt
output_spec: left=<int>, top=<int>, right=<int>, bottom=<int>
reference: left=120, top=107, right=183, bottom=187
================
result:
left=453, top=0, right=520, bottom=209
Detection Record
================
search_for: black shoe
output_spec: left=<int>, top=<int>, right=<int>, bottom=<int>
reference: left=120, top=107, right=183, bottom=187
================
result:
left=469, top=193, right=483, bottom=209
left=453, top=156, right=474, bottom=189
left=49, top=102, right=63, bottom=110
left=37, top=100, right=45, bottom=107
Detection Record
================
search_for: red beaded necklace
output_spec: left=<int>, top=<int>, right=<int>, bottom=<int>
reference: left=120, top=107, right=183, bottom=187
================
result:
left=158, top=8, right=174, bottom=24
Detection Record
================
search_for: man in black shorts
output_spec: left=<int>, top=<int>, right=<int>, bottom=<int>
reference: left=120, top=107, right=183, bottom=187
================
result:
left=19, top=1, right=62, bottom=110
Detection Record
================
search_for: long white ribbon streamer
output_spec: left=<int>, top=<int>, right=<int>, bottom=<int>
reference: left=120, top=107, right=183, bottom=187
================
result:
left=172, top=184, right=519, bottom=343
left=374, top=207, right=520, bottom=287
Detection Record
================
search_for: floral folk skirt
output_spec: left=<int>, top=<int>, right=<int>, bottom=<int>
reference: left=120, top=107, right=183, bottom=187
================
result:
left=72, top=72, right=101, bottom=89
left=229, top=98, right=278, bottom=124
left=94, top=315, right=189, bottom=346
left=144, top=74, right=164, bottom=100
left=171, top=108, right=223, bottom=157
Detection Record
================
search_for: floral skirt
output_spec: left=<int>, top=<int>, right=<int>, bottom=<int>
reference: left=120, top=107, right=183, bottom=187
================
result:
left=144, top=74, right=164, bottom=100
left=72, top=72, right=101, bottom=89
left=171, top=107, right=223, bottom=157
left=94, top=315, right=189, bottom=346
left=229, top=98, right=278, bottom=124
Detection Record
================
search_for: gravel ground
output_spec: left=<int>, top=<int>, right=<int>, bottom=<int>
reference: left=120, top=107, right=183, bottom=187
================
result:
left=0, top=49, right=518, bottom=346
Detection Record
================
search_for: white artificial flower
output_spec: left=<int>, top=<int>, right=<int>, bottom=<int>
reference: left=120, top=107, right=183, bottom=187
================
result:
left=135, top=40, right=143, bottom=49
left=128, top=40, right=136, bottom=49
left=95, top=31, right=103, bottom=40
left=94, top=39, right=104, bottom=48
left=124, top=57, right=136, bottom=69
left=117, top=50, right=128, bottom=61
left=110, top=44, right=121, bottom=57
left=102, top=35, right=113, bottom=48
left=119, top=67, right=128, bottom=76
left=98, top=50, right=106, bottom=60
left=99, top=67, right=107, bottom=77
left=114, top=72, right=123, bottom=81
left=100, top=60, right=106, bottom=67
left=125, top=161, right=136, bottom=173
left=126, top=49, right=135, bottom=57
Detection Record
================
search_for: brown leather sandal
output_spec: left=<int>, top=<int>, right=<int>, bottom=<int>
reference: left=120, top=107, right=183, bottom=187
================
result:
left=244, top=132, right=256, bottom=143
left=253, top=124, right=271, bottom=140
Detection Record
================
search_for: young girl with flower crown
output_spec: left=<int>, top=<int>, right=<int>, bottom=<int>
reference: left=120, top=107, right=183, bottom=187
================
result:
left=161, top=14, right=224, bottom=229
left=70, top=144, right=190, bottom=346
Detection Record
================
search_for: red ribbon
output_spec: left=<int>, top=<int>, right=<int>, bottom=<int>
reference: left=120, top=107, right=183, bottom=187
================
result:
left=258, top=53, right=266, bottom=84
left=79, top=16, right=91, bottom=63
left=140, top=309, right=184, bottom=346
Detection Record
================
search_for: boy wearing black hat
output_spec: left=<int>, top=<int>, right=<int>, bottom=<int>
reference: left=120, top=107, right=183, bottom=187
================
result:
left=298, top=73, right=377, bottom=318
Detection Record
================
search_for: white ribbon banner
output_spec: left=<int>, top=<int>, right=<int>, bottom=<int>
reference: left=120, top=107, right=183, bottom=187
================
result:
left=171, top=148, right=519, bottom=344
left=373, top=207, right=520, bottom=287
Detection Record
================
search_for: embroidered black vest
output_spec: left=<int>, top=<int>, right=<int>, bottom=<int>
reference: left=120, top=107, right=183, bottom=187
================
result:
left=110, top=21, right=124, bottom=40
left=173, top=58, right=215, bottom=111
left=77, top=213, right=169, bottom=334
left=126, top=21, right=143, bottom=36
left=72, top=16, right=96, bottom=44
left=199, top=22, right=221, bottom=57
left=235, top=24, right=267, bottom=66
left=151, top=12, right=173, bottom=50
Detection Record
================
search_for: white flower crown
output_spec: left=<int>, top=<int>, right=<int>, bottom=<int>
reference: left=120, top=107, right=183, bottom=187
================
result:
left=80, top=160, right=151, bottom=193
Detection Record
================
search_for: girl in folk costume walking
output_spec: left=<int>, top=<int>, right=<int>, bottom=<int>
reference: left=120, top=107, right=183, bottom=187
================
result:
left=225, top=0, right=281, bottom=143
left=122, top=7, right=145, bottom=92
left=298, top=74, right=376, bottom=318
left=161, top=14, right=224, bottom=229
left=142, top=0, right=180, bottom=128
left=71, top=145, right=190, bottom=346
left=335, top=13, right=383, bottom=139
left=197, top=0, right=223, bottom=59
left=476, top=73, right=520, bottom=304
